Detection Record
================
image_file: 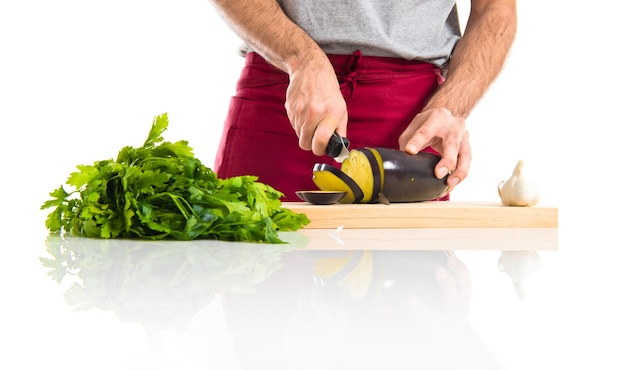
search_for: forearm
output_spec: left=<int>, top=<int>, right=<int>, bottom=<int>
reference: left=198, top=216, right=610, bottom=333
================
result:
left=209, top=0, right=347, bottom=155
left=425, top=1, right=517, bottom=118
left=208, top=0, right=330, bottom=75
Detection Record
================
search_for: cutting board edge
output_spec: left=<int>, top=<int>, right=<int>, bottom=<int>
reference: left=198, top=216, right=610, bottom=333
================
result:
left=282, top=201, right=559, bottom=229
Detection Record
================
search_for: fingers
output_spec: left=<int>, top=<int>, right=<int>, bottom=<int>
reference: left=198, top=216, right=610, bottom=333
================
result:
left=293, top=113, right=347, bottom=156
left=286, top=105, right=348, bottom=156
left=400, top=128, right=429, bottom=155
left=311, top=117, right=337, bottom=156
left=285, top=94, right=317, bottom=151
left=400, top=107, right=453, bottom=155
left=285, top=62, right=347, bottom=156
left=289, top=104, right=343, bottom=155
left=435, top=129, right=470, bottom=193
left=445, top=130, right=471, bottom=191
left=400, top=108, right=471, bottom=192
left=434, top=137, right=459, bottom=180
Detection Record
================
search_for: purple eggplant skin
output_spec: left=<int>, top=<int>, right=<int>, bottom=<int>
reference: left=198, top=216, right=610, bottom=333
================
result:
left=373, top=148, right=449, bottom=202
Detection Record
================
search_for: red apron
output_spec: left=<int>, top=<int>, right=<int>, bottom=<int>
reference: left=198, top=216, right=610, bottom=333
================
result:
left=214, top=51, right=449, bottom=202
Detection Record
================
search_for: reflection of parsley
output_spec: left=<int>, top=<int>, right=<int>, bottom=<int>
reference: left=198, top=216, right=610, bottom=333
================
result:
left=41, top=113, right=309, bottom=242
left=40, top=234, right=302, bottom=331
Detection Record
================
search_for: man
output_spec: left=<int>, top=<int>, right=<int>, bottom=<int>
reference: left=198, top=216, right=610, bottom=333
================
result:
left=209, top=0, right=517, bottom=201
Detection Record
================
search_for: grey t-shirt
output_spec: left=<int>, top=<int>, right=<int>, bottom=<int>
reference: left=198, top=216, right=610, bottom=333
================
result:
left=241, top=0, right=462, bottom=67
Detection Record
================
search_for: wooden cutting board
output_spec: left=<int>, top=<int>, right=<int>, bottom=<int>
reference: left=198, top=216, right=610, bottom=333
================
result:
left=282, top=201, right=558, bottom=229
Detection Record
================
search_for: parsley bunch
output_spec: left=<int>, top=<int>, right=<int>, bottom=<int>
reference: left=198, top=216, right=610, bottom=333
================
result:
left=41, top=113, right=309, bottom=243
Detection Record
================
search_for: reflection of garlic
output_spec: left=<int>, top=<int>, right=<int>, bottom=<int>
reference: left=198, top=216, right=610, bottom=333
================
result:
left=498, top=251, right=541, bottom=300
left=498, top=160, right=541, bottom=207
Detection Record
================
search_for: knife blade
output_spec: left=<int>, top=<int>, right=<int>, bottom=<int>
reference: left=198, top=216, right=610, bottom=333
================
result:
left=326, top=132, right=350, bottom=163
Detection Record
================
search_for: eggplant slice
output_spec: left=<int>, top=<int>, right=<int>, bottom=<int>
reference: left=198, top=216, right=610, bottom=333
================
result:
left=312, top=163, right=364, bottom=203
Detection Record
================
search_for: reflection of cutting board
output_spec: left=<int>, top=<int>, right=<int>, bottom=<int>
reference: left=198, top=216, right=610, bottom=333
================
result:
left=282, top=201, right=558, bottom=229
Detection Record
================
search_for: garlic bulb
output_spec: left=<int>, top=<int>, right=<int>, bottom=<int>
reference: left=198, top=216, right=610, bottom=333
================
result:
left=498, top=160, right=541, bottom=207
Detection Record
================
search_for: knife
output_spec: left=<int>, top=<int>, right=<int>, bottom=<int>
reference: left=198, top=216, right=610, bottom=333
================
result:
left=326, top=132, right=350, bottom=163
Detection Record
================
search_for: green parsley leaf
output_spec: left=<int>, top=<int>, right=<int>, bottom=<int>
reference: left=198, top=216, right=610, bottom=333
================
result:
left=41, top=113, right=310, bottom=243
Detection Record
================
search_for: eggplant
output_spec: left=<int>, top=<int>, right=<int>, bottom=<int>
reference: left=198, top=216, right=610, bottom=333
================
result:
left=312, top=148, right=449, bottom=203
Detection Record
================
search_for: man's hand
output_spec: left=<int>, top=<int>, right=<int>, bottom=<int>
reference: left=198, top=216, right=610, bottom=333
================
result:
left=285, top=57, right=348, bottom=156
left=399, top=107, right=471, bottom=192
left=398, top=0, right=516, bottom=193
left=208, top=0, right=348, bottom=157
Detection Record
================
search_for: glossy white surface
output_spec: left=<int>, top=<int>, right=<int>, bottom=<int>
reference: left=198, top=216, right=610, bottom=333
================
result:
left=1, top=201, right=625, bottom=370
left=2, top=2, right=626, bottom=369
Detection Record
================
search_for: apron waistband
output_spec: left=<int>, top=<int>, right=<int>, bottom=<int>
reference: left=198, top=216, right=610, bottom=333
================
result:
left=243, top=51, right=440, bottom=98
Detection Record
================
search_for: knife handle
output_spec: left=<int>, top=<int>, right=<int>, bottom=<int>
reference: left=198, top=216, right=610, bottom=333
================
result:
left=326, top=132, right=350, bottom=158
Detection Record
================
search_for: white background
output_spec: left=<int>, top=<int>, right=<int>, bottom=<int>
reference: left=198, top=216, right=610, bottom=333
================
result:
left=1, top=2, right=626, bottom=369
left=1, top=1, right=624, bottom=219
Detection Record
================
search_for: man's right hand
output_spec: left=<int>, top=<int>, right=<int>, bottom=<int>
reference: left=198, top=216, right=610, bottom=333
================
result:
left=208, top=0, right=348, bottom=157
left=285, top=56, right=348, bottom=157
